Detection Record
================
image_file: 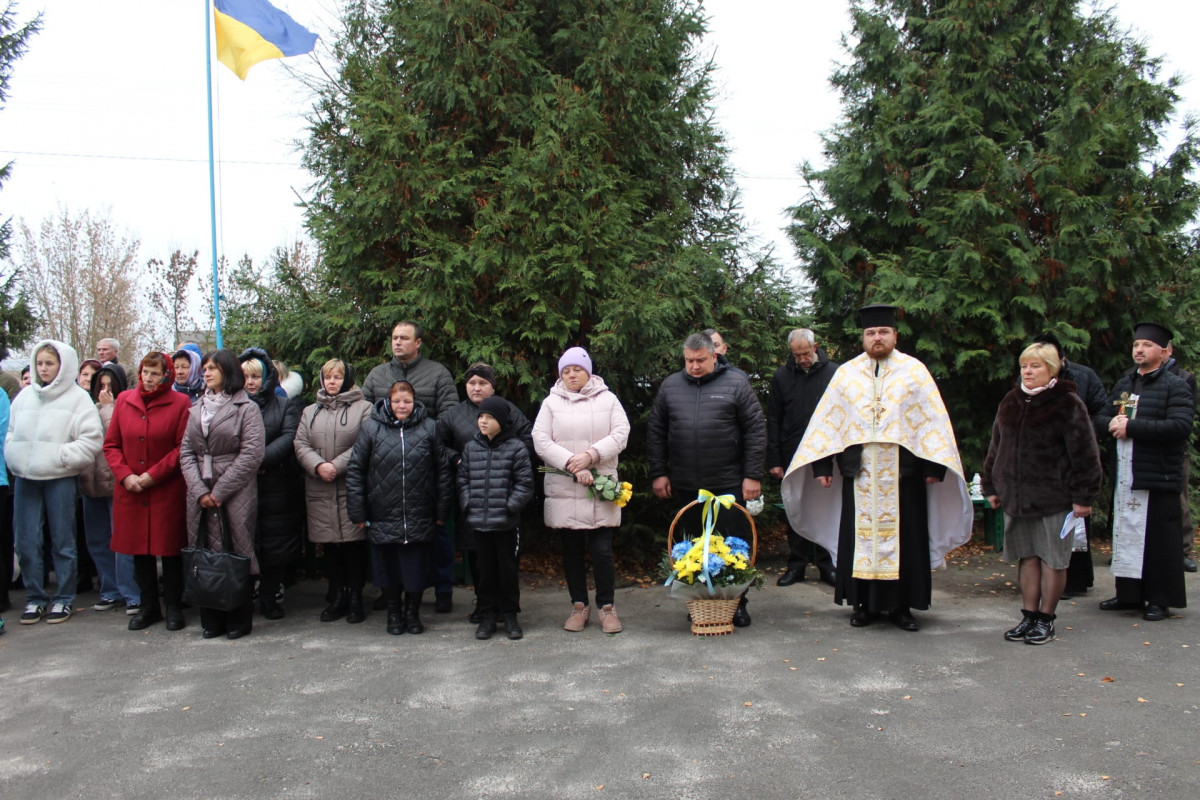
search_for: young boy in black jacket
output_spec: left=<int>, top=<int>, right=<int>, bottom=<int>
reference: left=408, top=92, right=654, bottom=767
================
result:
left=458, top=396, right=535, bottom=639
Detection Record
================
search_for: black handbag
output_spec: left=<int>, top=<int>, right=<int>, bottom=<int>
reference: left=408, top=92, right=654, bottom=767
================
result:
left=181, top=506, right=252, bottom=612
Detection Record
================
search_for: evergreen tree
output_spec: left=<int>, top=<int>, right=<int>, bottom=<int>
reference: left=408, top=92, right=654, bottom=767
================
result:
left=295, top=0, right=795, bottom=405
left=789, top=0, right=1200, bottom=461
left=0, top=3, right=40, bottom=359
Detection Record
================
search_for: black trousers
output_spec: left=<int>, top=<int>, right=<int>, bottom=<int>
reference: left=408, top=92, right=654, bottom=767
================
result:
left=476, top=529, right=520, bottom=615
left=322, top=541, right=368, bottom=590
left=133, top=554, right=183, bottom=609
left=559, top=526, right=616, bottom=607
left=784, top=524, right=834, bottom=575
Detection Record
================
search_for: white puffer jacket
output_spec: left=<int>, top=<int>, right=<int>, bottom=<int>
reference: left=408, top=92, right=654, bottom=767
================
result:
left=532, top=374, right=630, bottom=529
left=5, top=339, right=103, bottom=480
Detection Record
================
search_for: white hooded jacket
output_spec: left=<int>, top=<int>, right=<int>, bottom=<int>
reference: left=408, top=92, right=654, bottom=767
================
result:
left=5, top=339, right=103, bottom=480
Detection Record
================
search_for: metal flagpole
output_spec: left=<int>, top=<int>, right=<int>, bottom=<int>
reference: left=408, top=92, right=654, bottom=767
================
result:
left=205, top=0, right=224, bottom=348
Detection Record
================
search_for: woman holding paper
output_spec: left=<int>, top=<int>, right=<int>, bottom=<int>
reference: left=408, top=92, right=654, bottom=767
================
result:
left=982, top=342, right=1102, bottom=645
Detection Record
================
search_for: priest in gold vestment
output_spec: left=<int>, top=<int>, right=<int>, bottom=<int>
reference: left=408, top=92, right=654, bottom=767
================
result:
left=781, top=306, right=973, bottom=631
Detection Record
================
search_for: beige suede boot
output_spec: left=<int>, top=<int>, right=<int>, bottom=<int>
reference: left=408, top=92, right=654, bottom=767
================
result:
left=564, top=602, right=590, bottom=632
left=598, top=604, right=622, bottom=634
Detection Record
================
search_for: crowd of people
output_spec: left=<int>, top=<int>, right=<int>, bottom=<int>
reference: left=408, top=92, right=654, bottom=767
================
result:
left=0, top=311, right=1193, bottom=643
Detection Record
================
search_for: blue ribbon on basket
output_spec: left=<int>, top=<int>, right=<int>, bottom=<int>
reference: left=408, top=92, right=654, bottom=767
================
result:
left=664, top=490, right=735, bottom=596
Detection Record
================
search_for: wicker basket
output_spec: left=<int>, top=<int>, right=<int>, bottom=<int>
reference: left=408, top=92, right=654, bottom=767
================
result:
left=667, top=498, right=758, bottom=636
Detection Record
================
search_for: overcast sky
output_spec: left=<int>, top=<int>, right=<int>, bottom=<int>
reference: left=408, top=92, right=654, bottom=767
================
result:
left=1, top=0, right=1197, bottom=288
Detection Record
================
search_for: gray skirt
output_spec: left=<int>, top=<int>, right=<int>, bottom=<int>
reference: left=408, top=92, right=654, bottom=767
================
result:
left=1002, top=510, right=1073, bottom=569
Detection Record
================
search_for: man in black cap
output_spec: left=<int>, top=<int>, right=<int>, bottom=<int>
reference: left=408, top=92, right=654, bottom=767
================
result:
left=781, top=305, right=973, bottom=631
left=1095, top=322, right=1193, bottom=620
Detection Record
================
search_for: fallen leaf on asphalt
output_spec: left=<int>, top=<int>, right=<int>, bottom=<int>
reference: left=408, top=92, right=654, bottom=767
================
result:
left=789, top=667, right=797, bottom=671
left=1137, top=697, right=1147, bottom=703
left=903, top=696, right=912, bottom=700
left=595, top=785, right=604, bottom=791
left=1101, top=676, right=1115, bottom=683
left=1101, top=775, right=1110, bottom=780
left=783, top=659, right=790, bottom=663
left=1077, top=673, right=1086, bottom=677
left=1143, top=642, right=1150, bottom=646
left=1055, top=792, right=1063, bottom=796
left=744, top=702, right=753, bottom=707
left=1177, top=683, right=1185, bottom=687
left=876, top=727, right=884, bottom=731
left=817, top=657, right=826, bottom=661
left=642, top=774, right=650, bottom=779
left=1062, top=713, right=1071, bottom=716
left=315, top=736, right=324, bottom=740
left=1079, top=713, right=1087, bottom=717
left=182, top=706, right=191, bottom=711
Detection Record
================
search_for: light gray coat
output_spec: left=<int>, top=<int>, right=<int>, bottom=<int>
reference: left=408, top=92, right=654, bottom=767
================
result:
left=294, top=386, right=373, bottom=544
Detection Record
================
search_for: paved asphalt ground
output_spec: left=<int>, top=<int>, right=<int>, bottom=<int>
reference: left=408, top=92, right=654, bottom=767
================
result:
left=1, top=554, right=1196, bottom=800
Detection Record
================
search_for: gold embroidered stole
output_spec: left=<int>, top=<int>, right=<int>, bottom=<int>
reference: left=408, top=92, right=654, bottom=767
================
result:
left=852, top=367, right=901, bottom=579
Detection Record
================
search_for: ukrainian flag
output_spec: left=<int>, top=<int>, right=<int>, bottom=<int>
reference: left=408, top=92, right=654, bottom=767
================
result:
left=213, top=0, right=318, bottom=80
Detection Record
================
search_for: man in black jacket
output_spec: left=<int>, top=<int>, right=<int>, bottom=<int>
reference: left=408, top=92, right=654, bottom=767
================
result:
left=1095, top=322, right=1193, bottom=620
left=768, top=329, right=838, bottom=587
left=648, top=332, right=766, bottom=626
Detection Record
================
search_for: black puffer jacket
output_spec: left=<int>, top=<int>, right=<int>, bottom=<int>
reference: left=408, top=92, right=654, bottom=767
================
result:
left=438, top=397, right=534, bottom=465
left=981, top=380, right=1102, bottom=517
left=766, top=351, right=837, bottom=469
left=346, top=397, right=452, bottom=545
left=1095, top=364, right=1194, bottom=492
left=456, top=427, right=534, bottom=532
left=646, top=362, right=766, bottom=492
left=239, top=348, right=302, bottom=565
left=1062, top=359, right=1108, bottom=419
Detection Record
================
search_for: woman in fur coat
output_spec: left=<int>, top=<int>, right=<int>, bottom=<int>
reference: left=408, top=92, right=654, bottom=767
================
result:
left=982, top=342, right=1102, bottom=645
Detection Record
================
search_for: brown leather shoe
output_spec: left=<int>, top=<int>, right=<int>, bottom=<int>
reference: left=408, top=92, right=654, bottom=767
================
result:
left=598, top=604, right=622, bottom=634
left=564, top=602, right=590, bottom=632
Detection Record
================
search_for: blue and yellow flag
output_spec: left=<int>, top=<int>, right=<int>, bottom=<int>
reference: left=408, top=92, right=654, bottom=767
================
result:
left=213, top=0, right=318, bottom=80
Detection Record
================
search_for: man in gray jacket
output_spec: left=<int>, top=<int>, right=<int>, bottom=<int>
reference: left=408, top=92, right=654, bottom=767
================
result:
left=361, top=321, right=459, bottom=417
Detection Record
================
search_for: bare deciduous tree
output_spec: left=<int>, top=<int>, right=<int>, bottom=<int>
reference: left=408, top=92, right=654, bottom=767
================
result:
left=16, top=206, right=148, bottom=359
left=147, top=248, right=198, bottom=348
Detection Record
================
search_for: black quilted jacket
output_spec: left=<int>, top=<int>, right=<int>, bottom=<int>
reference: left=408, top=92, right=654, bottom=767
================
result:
left=1095, top=364, right=1194, bottom=492
left=346, top=398, right=452, bottom=545
left=646, top=361, right=767, bottom=492
left=456, top=428, right=534, bottom=532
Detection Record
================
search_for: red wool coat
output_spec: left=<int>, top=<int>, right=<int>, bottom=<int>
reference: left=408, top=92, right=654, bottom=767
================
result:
left=104, top=385, right=192, bottom=556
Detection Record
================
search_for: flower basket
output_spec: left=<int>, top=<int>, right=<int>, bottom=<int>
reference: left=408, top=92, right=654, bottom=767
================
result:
left=666, top=497, right=758, bottom=636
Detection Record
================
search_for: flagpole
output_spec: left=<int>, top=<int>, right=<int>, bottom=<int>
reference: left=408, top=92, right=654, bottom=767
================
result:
left=205, top=0, right=224, bottom=348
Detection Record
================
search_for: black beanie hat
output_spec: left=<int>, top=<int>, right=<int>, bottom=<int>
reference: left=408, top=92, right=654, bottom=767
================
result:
left=477, top=395, right=510, bottom=430
left=464, top=362, right=498, bottom=388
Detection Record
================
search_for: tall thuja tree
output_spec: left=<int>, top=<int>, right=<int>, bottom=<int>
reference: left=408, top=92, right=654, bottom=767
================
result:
left=301, top=0, right=794, bottom=407
left=789, top=0, right=1200, bottom=463
left=0, top=3, right=40, bottom=359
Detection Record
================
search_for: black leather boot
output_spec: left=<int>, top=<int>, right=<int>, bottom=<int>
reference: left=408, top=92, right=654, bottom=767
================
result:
left=732, top=595, right=751, bottom=627
left=321, top=586, right=349, bottom=622
left=385, top=588, right=404, bottom=635
left=405, top=591, right=425, bottom=634
left=346, top=587, right=366, bottom=624
left=164, top=605, right=186, bottom=631
left=128, top=603, right=164, bottom=631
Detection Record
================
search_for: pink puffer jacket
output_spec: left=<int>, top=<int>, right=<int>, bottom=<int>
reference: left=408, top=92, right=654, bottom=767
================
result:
left=532, top=375, right=630, bottom=530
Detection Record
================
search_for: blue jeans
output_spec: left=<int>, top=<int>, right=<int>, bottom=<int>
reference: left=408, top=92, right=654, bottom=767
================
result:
left=14, top=476, right=78, bottom=607
left=81, top=495, right=139, bottom=604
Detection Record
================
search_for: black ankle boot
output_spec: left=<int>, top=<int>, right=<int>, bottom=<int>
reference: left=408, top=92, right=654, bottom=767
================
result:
left=503, top=613, right=523, bottom=640
left=1004, top=609, right=1037, bottom=641
left=128, top=604, right=164, bottom=631
left=164, top=605, right=186, bottom=631
left=321, top=586, right=349, bottom=622
left=1025, top=612, right=1056, bottom=645
left=405, top=591, right=424, bottom=634
left=260, top=595, right=284, bottom=620
left=385, top=589, right=404, bottom=635
left=346, top=588, right=366, bottom=624
left=732, top=596, right=751, bottom=627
